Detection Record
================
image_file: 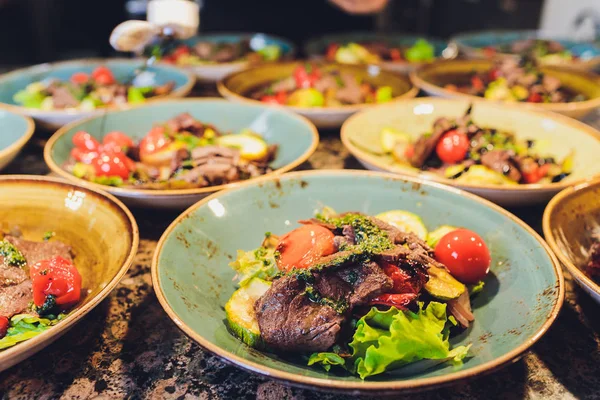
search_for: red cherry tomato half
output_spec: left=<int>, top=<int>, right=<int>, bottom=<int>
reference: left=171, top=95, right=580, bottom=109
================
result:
left=326, top=43, right=339, bottom=61
left=92, top=150, right=135, bottom=179
left=276, top=225, right=336, bottom=272
left=139, top=126, right=171, bottom=157
left=71, top=72, right=90, bottom=85
left=103, top=131, right=134, bottom=152
left=172, top=45, right=190, bottom=59
left=482, top=46, right=497, bottom=58
left=0, top=316, right=8, bottom=339
left=369, top=293, right=417, bottom=310
left=70, top=147, right=99, bottom=164
left=30, top=256, right=82, bottom=308
left=404, top=143, right=414, bottom=160
left=261, top=91, right=287, bottom=105
left=91, top=66, right=115, bottom=85
left=471, top=76, right=485, bottom=91
left=390, top=48, right=403, bottom=61
left=522, top=162, right=551, bottom=184
left=434, top=228, right=491, bottom=284
left=293, top=65, right=321, bottom=88
left=527, top=93, right=543, bottom=103
left=488, top=68, right=501, bottom=81
left=72, top=131, right=100, bottom=152
left=436, top=129, right=469, bottom=164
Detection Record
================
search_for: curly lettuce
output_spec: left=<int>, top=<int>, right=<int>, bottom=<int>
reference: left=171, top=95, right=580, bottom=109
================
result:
left=0, top=313, right=65, bottom=350
left=309, top=302, right=470, bottom=379
left=230, top=244, right=278, bottom=287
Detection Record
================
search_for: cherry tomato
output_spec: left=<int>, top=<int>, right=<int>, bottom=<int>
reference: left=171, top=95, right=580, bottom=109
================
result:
left=276, top=225, right=336, bottom=272
left=483, top=46, right=497, bottom=58
left=103, top=131, right=134, bottom=152
left=527, top=93, right=543, bottom=103
left=326, top=43, right=339, bottom=61
left=139, top=126, right=171, bottom=157
left=369, top=293, right=417, bottom=310
left=434, top=228, right=491, bottom=284
left=71, top=72, right=90, bottom=85
left=436, top=129, right=469, bottom=164
left=93, top=150, right=135, bottom=179
left=29, top=256, right=82, bottom=308
left=0, top=316, right=8, bottom=339
left=91, top=66, right=115, bottom=85
left=471, top=76, right=485, bottom=91
left=488, top=68, right=501, bottom=81
left=379, top=262, right=421, bottom=294
left=404, top=143, right=414, bottom=159
left=293, top=65, right=321, bottom=88
left=390, top=48, right=403, bottom=61
left=522, top=162, right=551, bottom=184
left=261, top=91, right=287, bottom=105
left=70, top=147, right=99, bottom=164
left=172, top=45, right=190, bottom=59
left=72, top=131, right=100, bottom=152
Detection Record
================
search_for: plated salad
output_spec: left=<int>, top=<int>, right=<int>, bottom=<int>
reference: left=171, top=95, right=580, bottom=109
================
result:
left=225, top=209, right=492, bottom=378
left=65, top=113, right=278, bottom=189
left=482, top=39, right=578, bottom=65
left=325, top=39, right=435, bottom=65
left=249, top=63, right=394, bottom=107
left=150, top=39, right=283, bottom=65
left=13, top=66, right=175, bottom=111
left=0, top=228, right=81, bottom=350
left=445, top=58, right=585, bottom=104
left=376, top=107, right=573, bottom=185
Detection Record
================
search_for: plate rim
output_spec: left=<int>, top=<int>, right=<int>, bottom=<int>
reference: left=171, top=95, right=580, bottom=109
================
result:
left=151, top=169, right=565, bottom=393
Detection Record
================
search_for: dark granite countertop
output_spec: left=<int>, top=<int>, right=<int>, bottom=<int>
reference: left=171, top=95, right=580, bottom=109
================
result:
left=1, top=105, right=600, bottom=400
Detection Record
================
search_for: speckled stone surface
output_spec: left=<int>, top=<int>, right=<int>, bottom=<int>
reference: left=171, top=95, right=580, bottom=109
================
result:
left=1, top=106, right=600, bottom=400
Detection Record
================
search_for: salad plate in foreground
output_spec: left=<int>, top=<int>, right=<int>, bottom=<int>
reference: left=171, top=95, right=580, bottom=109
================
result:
left=0, top=175, right=138, bottom=372
left=152, top=170, right=563, bottom=393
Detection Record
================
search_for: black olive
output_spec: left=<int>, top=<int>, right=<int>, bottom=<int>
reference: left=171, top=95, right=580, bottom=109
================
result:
left=526, top=140, right=535, bottom=148
left=552, top=173, right=570, bottom=183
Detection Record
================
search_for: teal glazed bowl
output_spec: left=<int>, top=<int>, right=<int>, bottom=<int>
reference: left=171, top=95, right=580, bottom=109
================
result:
left=451, top=30, right=600, bottom=70
left=173, top=32, right=296, bottom=82
left=0, top=58, right=195, bottom=130
left=0, top=110, right=34, bottom=171
left=304, top=32, right=451, bottom=73
left=44, top=99, right=319, bottom=209
left=152, top=170, right=564, bottom=394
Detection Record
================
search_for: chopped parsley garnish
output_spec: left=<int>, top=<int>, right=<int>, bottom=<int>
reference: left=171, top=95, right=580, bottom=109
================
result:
left=43, top=231, right=55, bottom=241
left=0, top=240, right=26, bottom=268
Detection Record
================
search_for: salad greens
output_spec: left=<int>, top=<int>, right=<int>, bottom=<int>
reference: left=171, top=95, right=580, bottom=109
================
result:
left=308, top=302, right=470, bottom=379
left=0, top=313, right=66, bottom=350
left=230, top=244, right=279, bottom=287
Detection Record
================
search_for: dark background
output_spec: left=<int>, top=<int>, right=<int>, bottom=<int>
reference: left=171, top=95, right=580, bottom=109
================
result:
left=0, top=0, right=544, bottom=66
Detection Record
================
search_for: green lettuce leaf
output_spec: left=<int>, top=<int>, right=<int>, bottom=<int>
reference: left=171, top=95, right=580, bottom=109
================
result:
left=308, top=352, right=348, bottom=372
left=468, top=281, right=485, bottom=297
left=0, top=313, right=64, bottom=350
left=229, top=245, right=278, bottom=287
left=315, top=302, right=469, bottom=379
left=405, top=39, right=435, bottom=62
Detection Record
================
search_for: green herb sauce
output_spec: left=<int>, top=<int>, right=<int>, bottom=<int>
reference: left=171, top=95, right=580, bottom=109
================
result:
left=0, top=240, right=26, bottom=268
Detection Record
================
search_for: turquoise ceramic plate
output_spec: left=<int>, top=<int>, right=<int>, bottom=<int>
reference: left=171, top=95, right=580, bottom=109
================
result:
left=167, top=32, right=296, bottom=82
left=152, top=170, right=564, bottom=394
left=44, top=99, right=319, bottom=209
left=451, top=30, right=600, bottom=70
left=0, top=110, right=34, bottom=171
left=0, top=58, right=195, bottom=130
left=304, top=32, right=452, bottom=73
